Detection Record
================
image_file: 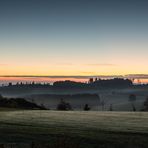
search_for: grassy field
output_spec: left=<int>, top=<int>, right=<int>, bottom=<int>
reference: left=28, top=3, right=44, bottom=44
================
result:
left=0, top=110, right=148, bottom=147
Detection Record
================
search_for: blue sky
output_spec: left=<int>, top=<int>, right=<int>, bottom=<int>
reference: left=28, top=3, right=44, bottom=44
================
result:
left=0, top=0, right=148, bottom=76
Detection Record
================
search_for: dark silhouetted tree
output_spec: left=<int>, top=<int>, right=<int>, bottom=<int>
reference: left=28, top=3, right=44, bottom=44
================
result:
left=8, top=82, right=12, bottom=86
left=57, top=99, right=72, bottom=111
left=129, top=94, right=136, bottom=111
left=84, top=104, right=90, bottom=111
left=109, top=104, right=113, bottom=111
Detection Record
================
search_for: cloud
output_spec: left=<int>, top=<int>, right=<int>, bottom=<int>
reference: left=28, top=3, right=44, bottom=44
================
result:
left=0, top=64, right=8, bottom=66
left=125, top=74, right=148, bottom=79
left=85, top=63, right=117, bottom=67
left=55, top=63, right=74, bottom=66
left=80, top=71, right=97, bottom=75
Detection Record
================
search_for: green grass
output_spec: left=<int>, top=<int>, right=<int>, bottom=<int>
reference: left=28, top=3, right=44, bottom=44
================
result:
left=0, top=110, right=148, bottom=147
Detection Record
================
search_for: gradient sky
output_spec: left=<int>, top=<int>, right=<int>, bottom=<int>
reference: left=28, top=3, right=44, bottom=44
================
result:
left=0, top=0, right=148, bottom=76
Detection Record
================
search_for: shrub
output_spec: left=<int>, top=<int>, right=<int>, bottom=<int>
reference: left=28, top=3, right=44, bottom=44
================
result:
left=57, top=99, right=72, bottom=111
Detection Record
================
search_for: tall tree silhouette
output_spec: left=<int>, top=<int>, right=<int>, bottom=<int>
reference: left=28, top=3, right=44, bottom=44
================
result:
left=129, top=94, right=136, bottom=111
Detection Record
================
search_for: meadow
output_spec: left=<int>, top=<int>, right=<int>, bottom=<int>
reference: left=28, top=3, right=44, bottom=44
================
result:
left=0, top=110, right=148, bottom=147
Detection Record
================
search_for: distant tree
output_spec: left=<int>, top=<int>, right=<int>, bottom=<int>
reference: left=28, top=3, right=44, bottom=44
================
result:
left=109, top=104, right=113, bottom=111
left=129, top=94, right=136, bottom=111
left=84, top=104, right=90, bottom=111
left=8, top=82, right=12, bottom=86
left=57, top=99, right=72, bottom=111
left=95, top=77, right=98, bottom=82
left=89, top=78, right=94, bottom=83
left=143, top=97, right=148, bottom=111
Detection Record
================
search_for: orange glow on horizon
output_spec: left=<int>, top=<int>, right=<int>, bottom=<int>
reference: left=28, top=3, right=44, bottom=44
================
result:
left=0, top=76, right=148, bottom=84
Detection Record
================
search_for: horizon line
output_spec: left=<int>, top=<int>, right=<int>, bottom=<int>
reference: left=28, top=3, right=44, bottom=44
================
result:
left=0, top=74, right=148, bottom=79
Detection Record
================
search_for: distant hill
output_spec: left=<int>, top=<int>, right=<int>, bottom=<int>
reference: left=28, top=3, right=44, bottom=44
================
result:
left=0, top=95, right=46, bottom=110
left=53, top=78, right=133, bottom=88
left=0, top=78, right=133, bottom=97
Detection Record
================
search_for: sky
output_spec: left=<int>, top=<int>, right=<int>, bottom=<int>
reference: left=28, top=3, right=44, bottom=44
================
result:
left=0, top=0, right=148, bottom=76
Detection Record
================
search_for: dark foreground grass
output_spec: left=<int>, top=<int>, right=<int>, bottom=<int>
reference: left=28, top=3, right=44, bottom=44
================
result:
left=0, top=130, right=148, bottom=148
left=0, top=110, right=148, bottom=148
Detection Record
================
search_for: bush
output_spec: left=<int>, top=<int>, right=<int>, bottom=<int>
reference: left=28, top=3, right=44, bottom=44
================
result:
left=83, top=104, right=90, bottom=111
left=57, top=99, right=72, bottom=111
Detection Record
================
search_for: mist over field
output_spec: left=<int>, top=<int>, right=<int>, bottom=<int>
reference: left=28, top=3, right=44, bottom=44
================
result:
left=0, top=78, right=147, bottom=111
